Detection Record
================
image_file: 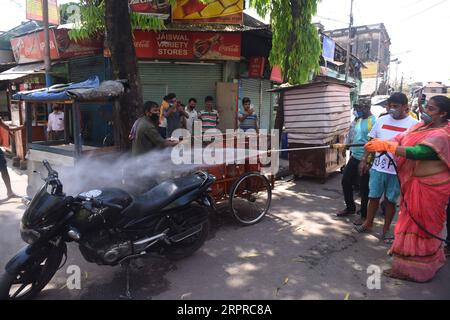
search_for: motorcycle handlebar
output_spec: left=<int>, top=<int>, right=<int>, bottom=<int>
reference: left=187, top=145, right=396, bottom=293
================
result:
left=43, top=160, right=58, bottom=177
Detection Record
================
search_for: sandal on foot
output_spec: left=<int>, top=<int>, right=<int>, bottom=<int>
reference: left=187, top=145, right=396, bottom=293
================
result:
left=353, top=218, right=365, bottom=226
left=354, top=225, right=372, bottom=233
left=382, top=231, right=395, bottom=244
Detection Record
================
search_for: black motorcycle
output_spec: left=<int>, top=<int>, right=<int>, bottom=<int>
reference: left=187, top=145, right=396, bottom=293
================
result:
left=0, top=160, right=216, bottom=300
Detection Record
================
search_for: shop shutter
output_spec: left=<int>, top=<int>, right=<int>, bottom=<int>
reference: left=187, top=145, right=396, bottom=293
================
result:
left=69, top=56, right=107, bottom=83
left=138, top=62, right=223, bottom=107
left=260, top=80, right=273, bottom=130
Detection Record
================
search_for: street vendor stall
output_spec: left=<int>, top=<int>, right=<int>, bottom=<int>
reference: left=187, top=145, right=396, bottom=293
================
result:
left=271, top=77, right=353, bottom=181
left=11, top=77, right=125, bottom=195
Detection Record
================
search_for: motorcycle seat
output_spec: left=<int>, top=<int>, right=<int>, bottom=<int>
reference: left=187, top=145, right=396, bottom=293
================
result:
left=122, top=174, right=205, bottom=219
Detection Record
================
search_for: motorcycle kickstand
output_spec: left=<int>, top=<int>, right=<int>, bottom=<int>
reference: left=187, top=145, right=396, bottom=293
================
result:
left=119, top=261, right=132, bottom=300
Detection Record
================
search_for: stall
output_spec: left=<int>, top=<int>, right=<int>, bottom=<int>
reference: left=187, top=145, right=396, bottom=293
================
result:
left=271, top=77, right=353, bottom=181
left=11, top=77, right=124, bottom=195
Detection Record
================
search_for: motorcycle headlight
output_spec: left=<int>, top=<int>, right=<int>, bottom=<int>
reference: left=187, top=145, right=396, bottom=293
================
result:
left=20, top=222, right=41, bottom=244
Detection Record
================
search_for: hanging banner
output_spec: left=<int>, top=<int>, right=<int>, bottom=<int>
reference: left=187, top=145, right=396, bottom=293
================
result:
left=132, top=30, right=241, bottom=60
left=172, top=0, right=243, bottom=24
left=322, top=36, right=335, bottom=61
left=248, top=56, right=266, bottom=78
left=270, top=66, right=283, bottom=83
left=129, top=0, right=170, bottom=18
left=26, top=0, right=60, bottom=25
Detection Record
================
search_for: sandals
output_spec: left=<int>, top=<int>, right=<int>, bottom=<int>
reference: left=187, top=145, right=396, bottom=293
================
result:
left=382, top=231, right=395, bottom=244
left=354, top=225, right=372, bottom=233
left=353, top=218, right=365, bottom=226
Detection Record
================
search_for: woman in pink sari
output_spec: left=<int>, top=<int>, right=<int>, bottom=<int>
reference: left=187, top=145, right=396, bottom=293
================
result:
left=365, top=95, right=450, bottom=282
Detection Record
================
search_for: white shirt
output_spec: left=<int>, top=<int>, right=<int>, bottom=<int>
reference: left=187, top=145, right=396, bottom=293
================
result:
left=185, top=107, right=198, bottom=134
left=47, top=111, right=65, bottom=132
left=369, top=115, right=418, bottom=175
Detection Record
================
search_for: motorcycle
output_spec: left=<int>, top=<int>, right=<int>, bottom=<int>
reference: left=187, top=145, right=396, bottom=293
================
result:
left=0, top=160, right=216, bottom=300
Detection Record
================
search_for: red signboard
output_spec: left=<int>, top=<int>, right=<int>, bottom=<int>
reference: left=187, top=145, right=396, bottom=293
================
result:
left=270, top=66, right=283, bottom=83
left=11, top=31, right=58, bottom=64
left=53, top=29, right=103, bottom=59
left=248, top=56, right=265, bottom=78
left=129, top=0, right=170, bottom=17
left=10, top=29, right=103, bottom=64
left=133, top=30, right=241, bottom=61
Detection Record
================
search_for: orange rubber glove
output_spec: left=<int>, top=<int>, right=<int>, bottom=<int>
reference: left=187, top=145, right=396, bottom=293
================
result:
left=364, top=139, right=398, bottom=154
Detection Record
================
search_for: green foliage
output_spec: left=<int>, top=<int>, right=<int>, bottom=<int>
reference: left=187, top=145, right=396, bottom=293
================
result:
left=249, top=0, right=321, bottom=84
left=68, top=0, right=175, bottom=41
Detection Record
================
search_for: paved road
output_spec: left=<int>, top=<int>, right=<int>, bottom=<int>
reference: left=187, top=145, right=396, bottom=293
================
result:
left=1, top=161, right=449, bottom=300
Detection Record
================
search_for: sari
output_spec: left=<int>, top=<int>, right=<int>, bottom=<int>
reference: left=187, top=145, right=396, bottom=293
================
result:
left=389, top=122, right=450, bottom=282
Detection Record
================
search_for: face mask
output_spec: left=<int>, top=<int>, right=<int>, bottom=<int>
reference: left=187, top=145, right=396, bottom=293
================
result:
left=420, top=112, right=433, bottom=124
left=389, top=109, right=402, bottom=119
left=150, top=113, right=159, bottom=121
left=356, top=111, right=364, bottom=118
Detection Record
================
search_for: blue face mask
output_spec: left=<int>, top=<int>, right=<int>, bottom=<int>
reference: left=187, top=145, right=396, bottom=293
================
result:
left=353, top=110, right=364, bottom=118
left=421, top=112, right=433, bottom=124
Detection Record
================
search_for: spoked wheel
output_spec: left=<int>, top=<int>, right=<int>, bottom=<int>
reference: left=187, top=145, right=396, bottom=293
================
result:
left=229, top=172, right=272, bottom=226
left=0, top=244, right=65, bottom=300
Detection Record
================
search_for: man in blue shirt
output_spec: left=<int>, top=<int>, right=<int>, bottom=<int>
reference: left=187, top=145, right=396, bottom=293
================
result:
left=238, top=97, right=258, bottom=132
left=337, top=99, right=377, bottom=225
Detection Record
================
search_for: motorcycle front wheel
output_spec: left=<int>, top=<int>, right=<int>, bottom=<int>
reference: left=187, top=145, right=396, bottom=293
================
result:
left=0, top=243, right=65, bottom=300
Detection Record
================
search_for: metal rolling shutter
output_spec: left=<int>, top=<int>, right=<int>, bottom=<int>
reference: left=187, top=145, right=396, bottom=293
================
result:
left=260, top=80, right=273, bottom=130
left=138, top=62, right=223, bottom=106
left=68, top=56, right=107, bottom=83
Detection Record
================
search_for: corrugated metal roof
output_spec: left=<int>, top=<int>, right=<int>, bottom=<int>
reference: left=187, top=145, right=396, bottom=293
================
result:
left=0, top=62, right=45, bottom=81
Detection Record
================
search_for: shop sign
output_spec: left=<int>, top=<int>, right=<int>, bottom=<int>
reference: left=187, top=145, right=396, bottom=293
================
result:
left=134, top=30, right=241, bottom=61
left=172, top=0, right=243, bottom=24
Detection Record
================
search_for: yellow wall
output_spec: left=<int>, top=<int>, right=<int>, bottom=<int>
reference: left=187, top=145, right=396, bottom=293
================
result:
left=361, top=62, right=378, bottom=78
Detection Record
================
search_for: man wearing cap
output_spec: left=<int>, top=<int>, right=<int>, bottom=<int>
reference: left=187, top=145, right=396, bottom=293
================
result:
left=337, top=99, right=377, bottom=226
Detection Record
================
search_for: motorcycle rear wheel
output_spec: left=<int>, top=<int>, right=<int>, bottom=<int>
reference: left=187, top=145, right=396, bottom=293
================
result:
left=0, top=244, right=65, bottom=300
left=164, top=220, right=210, bottom=261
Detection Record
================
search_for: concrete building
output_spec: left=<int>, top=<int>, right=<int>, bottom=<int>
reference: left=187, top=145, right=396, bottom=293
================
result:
left=423, top=82, right=448, bottom=99
left=324, top=23, right=391, bottom=96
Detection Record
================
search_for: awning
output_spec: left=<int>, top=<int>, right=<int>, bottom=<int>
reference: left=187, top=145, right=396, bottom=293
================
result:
left=0, top=62, right=45, bottom=81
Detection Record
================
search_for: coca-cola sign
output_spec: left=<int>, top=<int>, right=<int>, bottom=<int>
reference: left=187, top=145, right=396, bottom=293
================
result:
left=133, top=30, right=241, bottom=61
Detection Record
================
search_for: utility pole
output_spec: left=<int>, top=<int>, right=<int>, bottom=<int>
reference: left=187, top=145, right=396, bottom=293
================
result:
left=344, top=0, right=354, bottom=83
left=399, top=73, right=404, bottom=92
left=43, top=0, right=52, bottom=86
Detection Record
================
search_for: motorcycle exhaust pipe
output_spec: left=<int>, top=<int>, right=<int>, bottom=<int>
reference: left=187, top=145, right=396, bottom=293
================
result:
left=133, top=232, right=167, bottom=252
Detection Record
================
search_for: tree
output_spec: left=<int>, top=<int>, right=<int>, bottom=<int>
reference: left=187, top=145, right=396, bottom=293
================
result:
left=69, top=0, right=167, bottom=150
left=249, top=0, right=321, bottom=84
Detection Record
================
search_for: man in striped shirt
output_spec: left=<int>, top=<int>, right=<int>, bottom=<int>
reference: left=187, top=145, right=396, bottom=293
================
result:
left=199, top=96, right=220, bottom=133
left=238, top=97, right=258, bottom=132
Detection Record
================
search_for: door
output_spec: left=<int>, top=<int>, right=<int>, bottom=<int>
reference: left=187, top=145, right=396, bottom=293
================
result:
left=216, top=82, right=238, bottom=132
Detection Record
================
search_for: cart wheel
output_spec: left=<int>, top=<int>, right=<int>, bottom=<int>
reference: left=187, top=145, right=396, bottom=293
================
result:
left=229, top=172, right=272, bottom=226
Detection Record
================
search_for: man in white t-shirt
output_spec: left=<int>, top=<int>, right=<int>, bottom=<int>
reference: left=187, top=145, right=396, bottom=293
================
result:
left=355, top=92, right=418, bottom=242
left=47, top=104, right=65, bottom=141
